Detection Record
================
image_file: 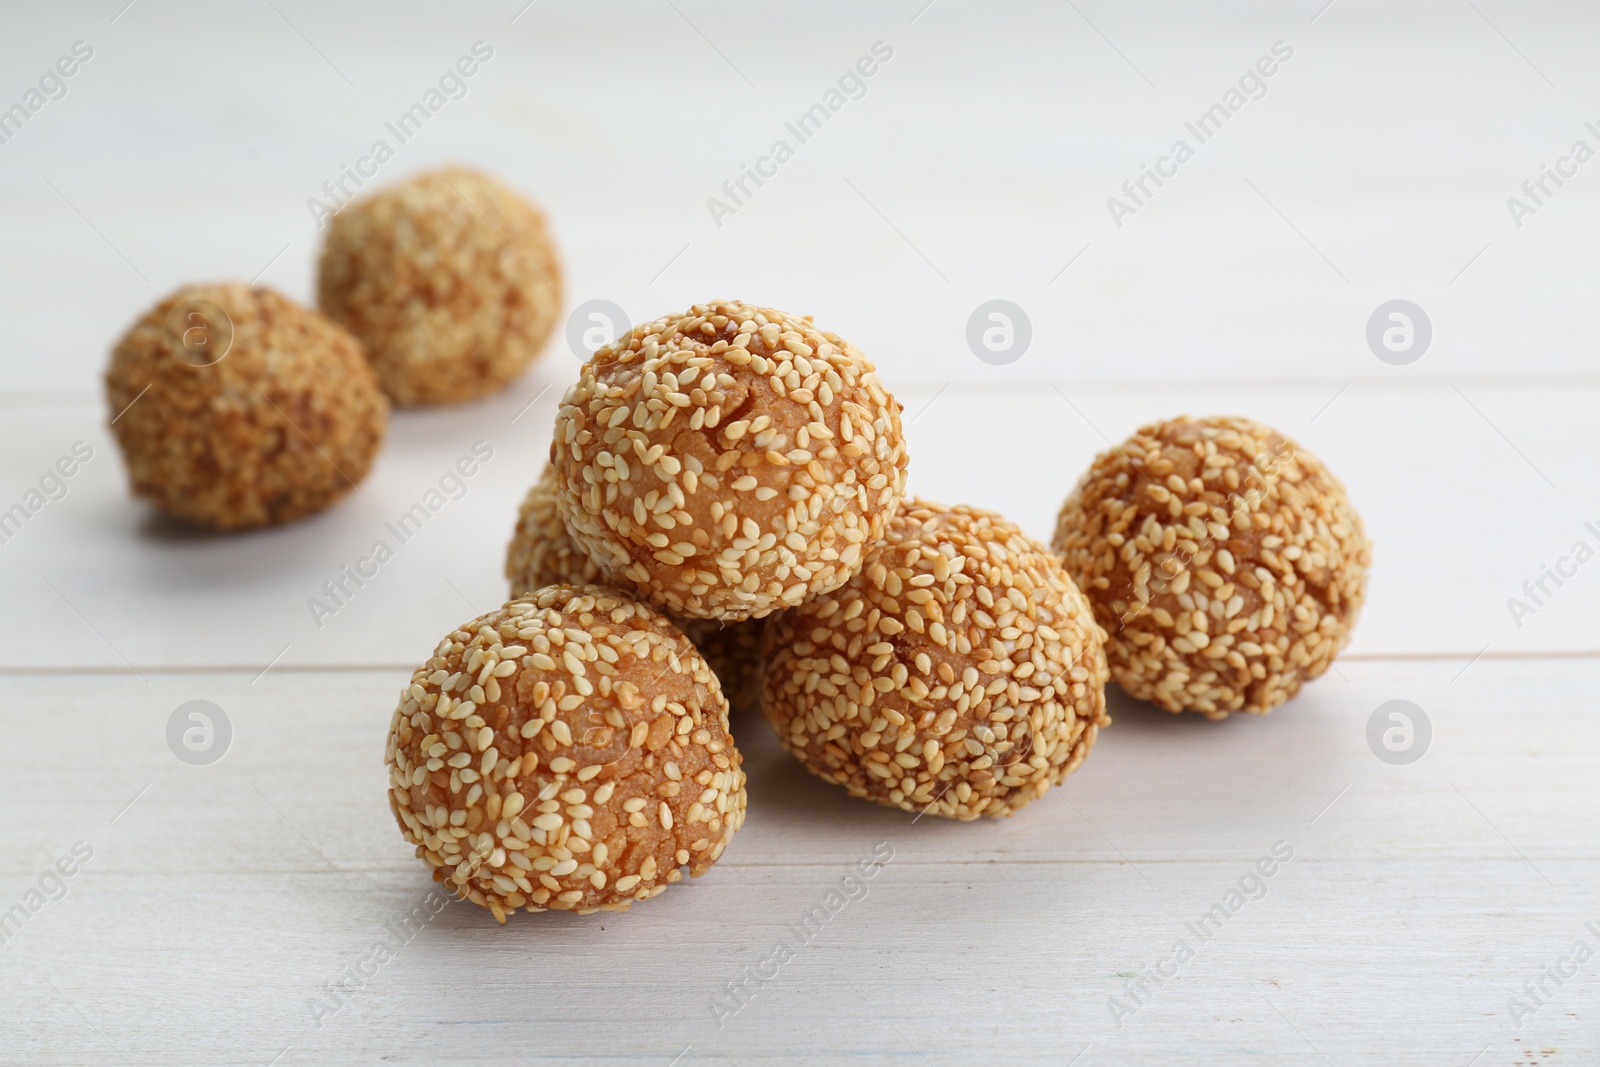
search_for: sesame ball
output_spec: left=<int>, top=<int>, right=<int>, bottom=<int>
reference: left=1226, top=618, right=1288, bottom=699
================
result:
left=104, top=283, right=387, bottom=531
left=505, top=466, right=768, bottom=711
left=385, top=585, right=748, bottom=920
left=553, top=301, right=908, bottom=621
left=1052, top=415, right=1371, bottom=718
left=762, top=500, right=1111, bottom=821
left=317, top=167, right=562, bottom=406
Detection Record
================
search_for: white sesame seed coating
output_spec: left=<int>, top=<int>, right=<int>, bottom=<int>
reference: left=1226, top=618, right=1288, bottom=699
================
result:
left=318, top=167, right=562, bottom=406
left=505, top=466, right=769, bottom=711
left=1051, top=415, right=1371, bottom=719
left=762, top=499, right=1110, bottom=821
left=104, top=283, right=388, bottom=531
left=385, top=585, right=747, bottom=920
left=552, top=301, right=909, bottom=621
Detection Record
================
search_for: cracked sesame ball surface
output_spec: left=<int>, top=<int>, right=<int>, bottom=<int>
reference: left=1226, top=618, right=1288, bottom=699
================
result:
left=505, top=465, right=768, bottom=711
left=762, top=500, right=1110, bottom=821
left=317, top=167, right=562, bottom=406
left=1052, top=415, right=1370, bottom=719
left=552, top=301, right=908, bottom=622
left=386, top=585, right=747, bottom=921
left=105, top=283, right=388, bottom=531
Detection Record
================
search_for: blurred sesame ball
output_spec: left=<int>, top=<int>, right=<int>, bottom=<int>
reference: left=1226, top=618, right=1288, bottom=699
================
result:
left=104, top=283, right=387, bottom=531
left=318, top=167, right=562, bottom=406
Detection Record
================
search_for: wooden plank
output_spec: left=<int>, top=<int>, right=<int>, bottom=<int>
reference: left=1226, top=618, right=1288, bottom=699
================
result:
left=0, top=657, right=1593, bottom=1064
left=4, top=7, right=1599, bottom=1065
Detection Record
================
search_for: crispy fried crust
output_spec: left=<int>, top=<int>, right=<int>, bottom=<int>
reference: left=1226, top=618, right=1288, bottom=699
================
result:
left=553, top=301, right=908, bottom=621
left=762, top=500, right=1110, bottom=821
left=1052, top=415, right=1370, bottom=718
left=385, top=586, right=747, bottom=920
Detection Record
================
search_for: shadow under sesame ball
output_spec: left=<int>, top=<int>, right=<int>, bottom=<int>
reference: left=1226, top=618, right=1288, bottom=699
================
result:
left=761, top=499, right=1112, bottom=821
left=385, top=585, right=748, bottom=922
left=1051, top=414, right=1371, bottom=718
left=505, top=465, right=768, bottom=713
left=317, top=166, right=562, bottom=407
left=552, top=300, right=909, bottom=622
left=104, top=283, right=388, bottom=531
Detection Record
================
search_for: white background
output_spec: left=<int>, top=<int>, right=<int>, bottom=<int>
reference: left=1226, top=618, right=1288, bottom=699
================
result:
left=1, top=2, right=1596, bottom=1064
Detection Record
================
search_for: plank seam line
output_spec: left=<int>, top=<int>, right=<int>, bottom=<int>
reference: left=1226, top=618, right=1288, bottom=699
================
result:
left=0, top=649, right=1596, bottom=677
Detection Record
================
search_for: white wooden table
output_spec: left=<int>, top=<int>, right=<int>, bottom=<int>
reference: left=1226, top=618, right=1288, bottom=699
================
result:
left=2, top=3, right=1597, bottom=1064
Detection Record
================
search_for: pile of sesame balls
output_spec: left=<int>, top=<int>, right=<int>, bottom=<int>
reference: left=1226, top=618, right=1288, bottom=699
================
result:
left=101, top=167, right=1371, bottom=923
left=104, top=167, right=562, bottom=530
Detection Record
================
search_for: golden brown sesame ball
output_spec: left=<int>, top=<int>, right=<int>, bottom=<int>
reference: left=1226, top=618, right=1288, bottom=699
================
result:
left=1052, top=415, right=1371, bottom=719
left=104, top=283, right=387, bottom=531
left=317, top=167, right=562, bottom=406
left=762, top=500, right=1110, bottom=821
left=385, top=585, right=747, bottom=921
left=505, top=466, right=768, bottom=711
left=553, top=301, right=908, bottom=622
